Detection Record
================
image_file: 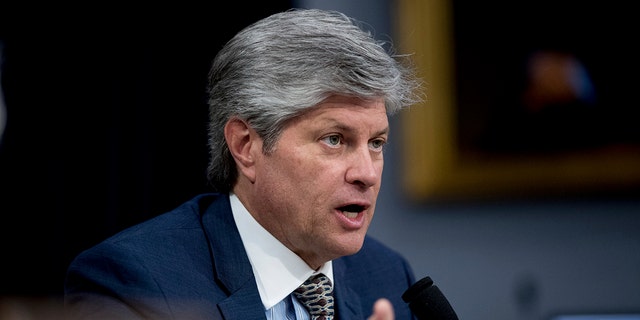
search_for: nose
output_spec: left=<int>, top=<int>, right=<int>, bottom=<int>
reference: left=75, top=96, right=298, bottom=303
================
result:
left=345, top=146, right=381, bottom=188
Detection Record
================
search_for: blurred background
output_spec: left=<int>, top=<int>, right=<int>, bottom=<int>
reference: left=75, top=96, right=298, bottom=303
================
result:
left=1, top=1, right=638, bottom=319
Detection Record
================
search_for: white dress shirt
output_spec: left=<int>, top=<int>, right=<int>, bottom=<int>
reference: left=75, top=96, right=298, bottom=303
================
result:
left=230, top=193, right=334, bottom=318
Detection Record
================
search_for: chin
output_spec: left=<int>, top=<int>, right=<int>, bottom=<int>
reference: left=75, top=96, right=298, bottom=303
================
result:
left=334, top=235, right=366, bottom=256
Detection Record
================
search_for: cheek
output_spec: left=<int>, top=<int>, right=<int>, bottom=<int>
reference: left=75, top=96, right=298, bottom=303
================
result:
left=276, top=146, right=321, bottom=176
left=274, top=156, right=337, bottom=207
left=259, top=151, right=316, bottom=195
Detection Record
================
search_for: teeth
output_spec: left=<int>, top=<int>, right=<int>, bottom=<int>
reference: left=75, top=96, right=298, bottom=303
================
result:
left=342, top=211, right=358, bottom=218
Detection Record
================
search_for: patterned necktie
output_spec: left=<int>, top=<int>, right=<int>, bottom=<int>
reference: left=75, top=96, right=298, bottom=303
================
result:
left=293, top=273, right=335, bottom=320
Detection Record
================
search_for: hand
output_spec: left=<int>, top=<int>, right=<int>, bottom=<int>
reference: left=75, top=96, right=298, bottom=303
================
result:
left=367, top=298, right=394, bottom=320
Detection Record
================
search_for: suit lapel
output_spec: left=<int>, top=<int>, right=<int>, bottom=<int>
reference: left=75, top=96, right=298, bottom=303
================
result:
left=200, top=195, right=266, bottom=320
left=332, top=258, right=366, bottom=319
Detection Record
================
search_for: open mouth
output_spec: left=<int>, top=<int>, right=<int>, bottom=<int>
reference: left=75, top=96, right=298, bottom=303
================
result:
left=337, top=204, right=365, bottom=218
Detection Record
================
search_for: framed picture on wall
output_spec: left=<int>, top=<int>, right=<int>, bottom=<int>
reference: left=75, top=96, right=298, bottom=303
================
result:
left=395, top=0, right=640, bottom=201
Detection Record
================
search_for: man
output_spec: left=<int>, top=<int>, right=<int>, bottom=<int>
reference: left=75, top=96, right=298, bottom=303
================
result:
left=65, top=8, right=423, bottom=319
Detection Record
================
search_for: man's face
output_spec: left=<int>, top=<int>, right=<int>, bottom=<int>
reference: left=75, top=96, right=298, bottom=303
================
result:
left=252, top=95, right=388, bottom=269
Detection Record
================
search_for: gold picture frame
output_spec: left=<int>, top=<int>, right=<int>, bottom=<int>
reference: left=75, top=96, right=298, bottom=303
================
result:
left=396, top=0, right=640, bottom=201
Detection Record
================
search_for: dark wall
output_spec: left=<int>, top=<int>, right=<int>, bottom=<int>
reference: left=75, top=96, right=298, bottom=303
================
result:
left=0, top=3, right=291, bottom=297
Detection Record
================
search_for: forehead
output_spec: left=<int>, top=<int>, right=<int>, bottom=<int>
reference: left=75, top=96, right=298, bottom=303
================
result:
left=298, top=96, right=387, bottom=122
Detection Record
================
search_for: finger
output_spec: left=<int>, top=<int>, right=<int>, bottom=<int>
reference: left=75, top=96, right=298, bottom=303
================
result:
left=367, top=298, right=394, bottom=320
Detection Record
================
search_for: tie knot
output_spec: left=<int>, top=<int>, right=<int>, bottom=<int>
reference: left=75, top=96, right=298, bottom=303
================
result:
left=293, top=273, right=334, bottom=320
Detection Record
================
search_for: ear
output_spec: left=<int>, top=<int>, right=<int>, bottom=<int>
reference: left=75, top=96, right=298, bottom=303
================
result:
left=224, top=118, right=257, bottom=183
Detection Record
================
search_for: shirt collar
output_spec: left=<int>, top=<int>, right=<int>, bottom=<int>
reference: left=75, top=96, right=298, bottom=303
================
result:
left=230, top=193, right=334, bottom=310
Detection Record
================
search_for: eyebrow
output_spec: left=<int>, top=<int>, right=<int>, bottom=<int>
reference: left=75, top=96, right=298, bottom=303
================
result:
left=330, top=122, right=389, bottom=138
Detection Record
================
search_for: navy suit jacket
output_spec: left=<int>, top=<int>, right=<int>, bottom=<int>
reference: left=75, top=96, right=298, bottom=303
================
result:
left=65, top=193, right=417, bottom=319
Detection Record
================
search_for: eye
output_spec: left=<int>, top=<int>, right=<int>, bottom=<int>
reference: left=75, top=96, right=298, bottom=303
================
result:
left=369, top=138, right=386, bottom=151
left=321, top=134, right=342, bottom=148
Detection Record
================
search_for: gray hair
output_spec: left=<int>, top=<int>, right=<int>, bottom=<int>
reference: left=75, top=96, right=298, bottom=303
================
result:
left=206, top=8, right=423, bottom=192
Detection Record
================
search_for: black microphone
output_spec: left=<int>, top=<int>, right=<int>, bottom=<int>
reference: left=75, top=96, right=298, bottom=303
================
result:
left=402, top=276, right=459, bottom=320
